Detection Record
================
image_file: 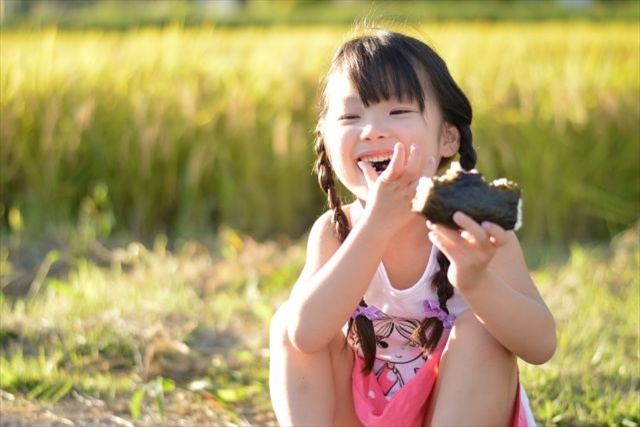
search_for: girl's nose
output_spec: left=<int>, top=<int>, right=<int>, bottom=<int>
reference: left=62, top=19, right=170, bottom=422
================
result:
left=360, top=120, right=390, bottom=141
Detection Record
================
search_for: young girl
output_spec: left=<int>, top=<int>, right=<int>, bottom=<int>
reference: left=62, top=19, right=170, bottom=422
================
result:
left=269, top=29, right=556, bottom=426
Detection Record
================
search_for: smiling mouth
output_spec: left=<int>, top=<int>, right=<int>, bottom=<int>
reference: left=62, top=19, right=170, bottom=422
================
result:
left=359, top=155, right=392, bottom=173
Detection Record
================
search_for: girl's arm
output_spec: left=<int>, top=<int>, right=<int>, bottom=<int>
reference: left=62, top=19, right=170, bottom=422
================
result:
left=286, top=208, right=390, bottom=354
left=286, top=143, right=425, bottom=354
left=429, top=213, right=557, bottom=364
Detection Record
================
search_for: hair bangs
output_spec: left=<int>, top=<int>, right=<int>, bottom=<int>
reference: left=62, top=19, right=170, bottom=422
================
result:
left=339, top=36, right=426, bottom=110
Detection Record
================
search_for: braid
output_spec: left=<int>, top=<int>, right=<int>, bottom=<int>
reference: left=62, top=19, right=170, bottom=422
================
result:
left=433, top=251, right=455, bottom=308
left=409, top=250, right=454, bottom=356
left=346, top=300, right=377, bottom=374
left=313, top=135, right=350, bottom=241
left=458, top=124, right=477, bottom=171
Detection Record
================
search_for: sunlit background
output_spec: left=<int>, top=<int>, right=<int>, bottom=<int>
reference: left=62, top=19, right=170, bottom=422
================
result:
left=0, top=0, right=638, bottom=425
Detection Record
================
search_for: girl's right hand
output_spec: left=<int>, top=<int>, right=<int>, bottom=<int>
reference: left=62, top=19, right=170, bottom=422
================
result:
left=357, top=143, right=434, bottom=236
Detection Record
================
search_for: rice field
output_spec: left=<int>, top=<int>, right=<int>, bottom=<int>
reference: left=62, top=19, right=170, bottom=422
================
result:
left=0, top=22, right=638, bottom=243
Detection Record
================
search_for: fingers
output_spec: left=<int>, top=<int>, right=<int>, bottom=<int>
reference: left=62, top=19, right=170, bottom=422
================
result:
left=403, top=144, right=424, bottom=179
left=452, top=212, right=486, bottom=245
left=427, top=221, right=460, bottom=247
left=380, top=143, right=425, bottom=185
left=358, top=160, right=379, bottom=187
left=380, top=143, right=406, bottom=182
left=427, top=222, right=463, bottom=263
left=427, top=215, right=507, bottom=290
left=363, top=143, right=426, bottom=189
left=429, top=212, right=508, bottom=248
left=481, top=221, right=509, bottom=246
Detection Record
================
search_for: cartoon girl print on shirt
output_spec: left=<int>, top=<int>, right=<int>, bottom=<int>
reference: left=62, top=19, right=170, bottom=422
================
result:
left=370, top=315, right=427, bottom=399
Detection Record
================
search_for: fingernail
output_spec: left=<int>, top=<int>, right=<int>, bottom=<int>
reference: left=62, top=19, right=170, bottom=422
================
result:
left=452, top=212, right=463, bottom=222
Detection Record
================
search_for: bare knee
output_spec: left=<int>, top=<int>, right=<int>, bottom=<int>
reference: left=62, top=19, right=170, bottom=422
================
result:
left=426, top=312, right=518, bottom=426
left=438, top=314, right=517, bottom=386
left=268, top=303, right=360, bottom=426
left=449, top=311, right=516, bottom=367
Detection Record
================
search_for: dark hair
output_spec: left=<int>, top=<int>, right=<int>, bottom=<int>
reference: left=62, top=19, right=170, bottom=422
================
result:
left=314, top=30, right=477, bottom=374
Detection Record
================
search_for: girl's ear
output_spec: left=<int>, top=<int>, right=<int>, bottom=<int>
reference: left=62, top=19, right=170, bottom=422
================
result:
left=439, top=122, right=460, bottom=158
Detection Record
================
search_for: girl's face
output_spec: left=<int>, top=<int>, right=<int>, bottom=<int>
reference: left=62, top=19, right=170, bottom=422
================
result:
left=320, top=68, right=459, bottom=201
left=373, top=319, right=424, bottom=363
left=375, top=336, right=423, bottom=363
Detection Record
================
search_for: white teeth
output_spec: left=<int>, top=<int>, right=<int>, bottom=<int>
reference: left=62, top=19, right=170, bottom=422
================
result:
left=360, top=155, right=392, bottom=162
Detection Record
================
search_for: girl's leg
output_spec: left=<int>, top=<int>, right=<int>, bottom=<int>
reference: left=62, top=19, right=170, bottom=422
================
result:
left=269, top=302, right=362, bottom=426
left=424, top=311, right=518, bottom=427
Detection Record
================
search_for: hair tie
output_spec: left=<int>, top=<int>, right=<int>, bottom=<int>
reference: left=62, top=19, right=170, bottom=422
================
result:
left=351, top=305, right=384, bottom=321
left=423, top=299, right=456, bottom=329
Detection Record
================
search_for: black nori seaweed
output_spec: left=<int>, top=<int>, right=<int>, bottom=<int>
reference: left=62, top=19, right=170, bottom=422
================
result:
left=413, top=169, right=521, bottom=230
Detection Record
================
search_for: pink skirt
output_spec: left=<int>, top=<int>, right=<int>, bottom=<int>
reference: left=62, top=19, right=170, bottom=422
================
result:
left=351, top=338, right=533, bottom=427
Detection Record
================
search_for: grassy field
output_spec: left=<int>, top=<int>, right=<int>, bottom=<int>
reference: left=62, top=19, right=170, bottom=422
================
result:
left=0, top=20, right=638, bottom=426
left=1, top=23, right=638, bottom=244
left=0, top=224, right=639, bottom=426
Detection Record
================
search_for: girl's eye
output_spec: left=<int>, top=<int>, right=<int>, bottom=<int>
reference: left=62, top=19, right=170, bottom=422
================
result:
left=376, top=340, right=389, bottom=349
left=338, top=114, right=359, bottom=121
left=390, top=109, right=412, bottom=115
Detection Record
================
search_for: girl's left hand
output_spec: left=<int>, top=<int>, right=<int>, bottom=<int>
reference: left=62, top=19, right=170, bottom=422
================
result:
left=427, top=212, right=509, bottom=293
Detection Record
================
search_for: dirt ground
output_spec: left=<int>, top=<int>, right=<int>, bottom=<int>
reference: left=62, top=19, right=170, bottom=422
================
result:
left=0, top=389, right=277, bottom=427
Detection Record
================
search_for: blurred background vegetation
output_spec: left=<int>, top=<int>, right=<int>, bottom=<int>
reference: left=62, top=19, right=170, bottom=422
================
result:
left=2, top=0, right=638, bottom=28
left=0, top=0, right=638, bottom=245
left=0, top=0, right=638, bottom=425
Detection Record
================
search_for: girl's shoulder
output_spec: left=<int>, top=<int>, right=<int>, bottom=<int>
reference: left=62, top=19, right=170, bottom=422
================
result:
left=310, top=203, right=358, bottom=235
left=306, top=202, right=359, bottom=252
left=306, top=209, right=341, bottom=253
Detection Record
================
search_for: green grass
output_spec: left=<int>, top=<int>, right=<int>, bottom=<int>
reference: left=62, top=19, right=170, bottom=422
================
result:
left=520, top=226, right=640, bottom=425
left=1, top=225, right=638, bottom=425
left=0, top=228, right=303, bottom=423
